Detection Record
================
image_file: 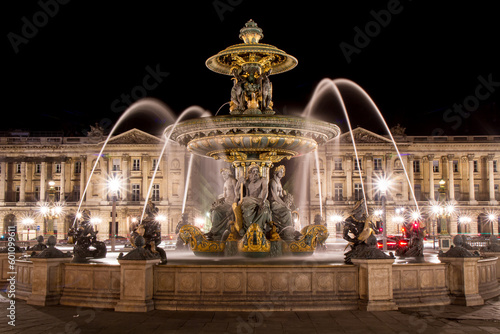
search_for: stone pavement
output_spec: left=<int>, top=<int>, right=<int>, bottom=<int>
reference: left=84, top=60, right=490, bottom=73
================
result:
left=1, top=294, right=500, bottom=334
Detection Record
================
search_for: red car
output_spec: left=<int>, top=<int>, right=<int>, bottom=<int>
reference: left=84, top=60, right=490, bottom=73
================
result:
left=377, top=236, right=409, bottom=251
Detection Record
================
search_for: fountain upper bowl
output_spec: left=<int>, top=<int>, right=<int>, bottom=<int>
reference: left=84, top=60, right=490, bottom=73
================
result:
left=166, top=115, right=340, bottom=163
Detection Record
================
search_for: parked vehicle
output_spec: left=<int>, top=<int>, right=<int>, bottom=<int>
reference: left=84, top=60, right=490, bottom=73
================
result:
left=377, top=236, right=409, bottom=251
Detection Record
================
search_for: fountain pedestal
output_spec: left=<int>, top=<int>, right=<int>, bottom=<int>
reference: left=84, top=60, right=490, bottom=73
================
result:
left=27, top=257, right=72, bottom=306
left=439, top=257, right=484, bottom=306
left=115, top=259, right=160, bottom=312
left=351, top=258, right=398, bottom=311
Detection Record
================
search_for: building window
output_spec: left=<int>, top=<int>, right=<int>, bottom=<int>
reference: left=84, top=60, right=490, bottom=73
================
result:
left=334, top=183, right=343, bottom=201
left=35, top=163, right=41, bottom=174
left=494, top=160, right=498, bottom=173
left=354, top=183, right=363, bottom=201
left=413, top=160, right=420, bottom=173
left=354, top=159, right=362, bottom=171
left=454, top=184, right=460, bottom=200
left=54, top=186, right=61, bottom=202
left=373, top=158, right=382, bottom=171
left=152, top=184, right=160, bottom=201
left=334, top=158, right=342, bottom=171
left=434, top=185, right=440, bottom=200
left=414, top=184, right=421, bottom=201
left=132, top=159, right=140, bottom=171
left=34, top=186, right=40, bottom=201
left=55, top=163, right=61, bottom=174
left=473, top=160, right=478, bottom=173
left=151, top=159, right=158, bottom=171
left=74, top=161, right=81, bottom=174
left=432, top=160, right=439, bottom=173
left=132, top=184, right=140, bottom=201
left=112, top=159, right=121, bottom=171
left=474, top=184, right=479, bottom=197
left=74, top=186, right=80, bottom=201
left=16, top=163, right=21, bottom=174
left=15, top=186, right=20, bottom=202
left=453, top=160, right=459, bottom=173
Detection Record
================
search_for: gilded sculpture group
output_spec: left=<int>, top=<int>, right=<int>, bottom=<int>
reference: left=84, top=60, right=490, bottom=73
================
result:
left=180, top=163, right=330, bottom=257
left=205, top=164, right=296, bottom=242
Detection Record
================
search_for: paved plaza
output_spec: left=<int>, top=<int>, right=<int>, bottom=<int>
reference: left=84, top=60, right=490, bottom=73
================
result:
left=1, top=293, right=500, bottom=334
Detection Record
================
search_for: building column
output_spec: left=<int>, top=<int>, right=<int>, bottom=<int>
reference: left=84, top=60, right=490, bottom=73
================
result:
left=101, top=157, right=108, bottom=202
left=401, top=156, right=409, bottom=202
left=19, top=160, right=26, bottom=203
left=142, top=154, right=149, bottom=201
left=365, top=154, right=373, bottom=201
left=468, top=154, right=477, bottom=204
left=487, top=154, right=498, bottom=205
left=325, top=152, right=333, bottom=202
left=60, top=157, right=66, bottom=202
left=79, top=155, right=87, bottom=202
left=428, top=154, right=435, bottom=201
left=346, top=154, right=353, bottom=200
left=40, top=159, right=47, bottom=202
left=66, top=158, right=73, bottom=200
left=161, top=157, right=168, bottom=204
left=408, top=155, right=414, bottom=203
left=448, top=154, right=455, bottom=201
left=385, top=153, right=393, bottom=200
left=0, top=161, right=6, bottom=204
left=122, top=154, right=130, bottom=201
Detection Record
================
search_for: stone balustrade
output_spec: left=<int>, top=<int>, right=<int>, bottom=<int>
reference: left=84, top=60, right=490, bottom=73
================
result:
left=5, top=255, right=500, bottom=312
left=478, top=256, right=500, bottom=300
left=392, top=263, right=450, bottom=307
left=60, top=263, right=121, bottom=309
left=153, top=265, right=359, bottom=311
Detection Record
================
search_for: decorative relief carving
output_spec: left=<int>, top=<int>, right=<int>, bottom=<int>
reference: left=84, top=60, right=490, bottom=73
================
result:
left=202, top=273, right=219, bottom=291
left=247, top=274, right=266, bottom=292
left=224, top=273, right=242, bottom=291
left=293, top=273, right=312, bottom=292
left=271, top=273, right=288, bottom=291
left=316, top=273, right=334, bottom=291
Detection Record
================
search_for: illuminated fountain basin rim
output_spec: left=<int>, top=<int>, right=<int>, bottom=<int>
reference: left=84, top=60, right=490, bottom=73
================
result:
left=167, top=115, right=341, bottom=161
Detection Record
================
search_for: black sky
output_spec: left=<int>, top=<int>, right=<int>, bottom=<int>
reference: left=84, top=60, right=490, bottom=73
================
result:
left=3, top=0, right=499, bottom=136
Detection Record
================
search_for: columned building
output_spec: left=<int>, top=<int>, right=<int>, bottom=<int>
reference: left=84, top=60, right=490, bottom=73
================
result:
left=0, top=128, right=191, bottom=241
left=308, top=127, right=500, bottom=239
left=0, top=126, right=498, bottom=241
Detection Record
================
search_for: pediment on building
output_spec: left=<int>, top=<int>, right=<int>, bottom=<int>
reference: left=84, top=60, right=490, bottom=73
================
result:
left=339, top=127, right=393, bottom=144
left=105, top=128, right=162, bottom=145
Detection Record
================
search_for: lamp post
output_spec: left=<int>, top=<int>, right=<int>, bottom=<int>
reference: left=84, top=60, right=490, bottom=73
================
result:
left=376, top=176, right=391, bottom=252
left=107, top=175, right=122, bottom=252
left=486, top=213, right=498, bottom=235
left=21, top=217, right=35, bottom=242
left=430, top=179, right=454, bottom=250
left=39, top=180, right=64, bottom=241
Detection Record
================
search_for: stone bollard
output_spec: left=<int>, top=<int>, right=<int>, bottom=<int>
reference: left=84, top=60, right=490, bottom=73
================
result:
left=482, top=252, right=500, bottom=281
left=351, top=258, right=398, bottom=311
left=115, top=259, right=160, bottom=312
left=27, top=257, right=72, bottom=306
left=439, top=257, right=484, bottom=306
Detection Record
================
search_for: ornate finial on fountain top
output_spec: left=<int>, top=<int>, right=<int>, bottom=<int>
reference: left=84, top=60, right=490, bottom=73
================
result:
left=239, top=20, right=264, bottom=44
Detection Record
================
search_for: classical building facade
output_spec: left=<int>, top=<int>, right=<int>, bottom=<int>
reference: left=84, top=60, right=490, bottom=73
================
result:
left=0, top=126, right=499, bottom=241
left=307, top=127, right=500, bottom=239
left=0, top=128, right=191, bottom=241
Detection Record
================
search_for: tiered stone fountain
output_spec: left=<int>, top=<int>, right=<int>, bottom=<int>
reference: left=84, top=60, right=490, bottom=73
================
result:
left=167, top=20, right=339, bottom=257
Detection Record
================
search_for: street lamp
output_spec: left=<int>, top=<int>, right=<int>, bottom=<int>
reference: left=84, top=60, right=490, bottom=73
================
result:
left=107, top=175, right=123, bottom=252
left=375, top=175, right=391, bottom=251
left=486, top=212, right=498, bottom=235
left=21, top=216, right=35, bottom=242
left=38, top=180, right=64, bottom=241
left=430, top=180, right=455, bottom=250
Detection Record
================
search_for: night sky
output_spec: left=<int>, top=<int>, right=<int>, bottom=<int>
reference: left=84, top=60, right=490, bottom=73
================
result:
left=3, top=1, right=499, bottom=137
